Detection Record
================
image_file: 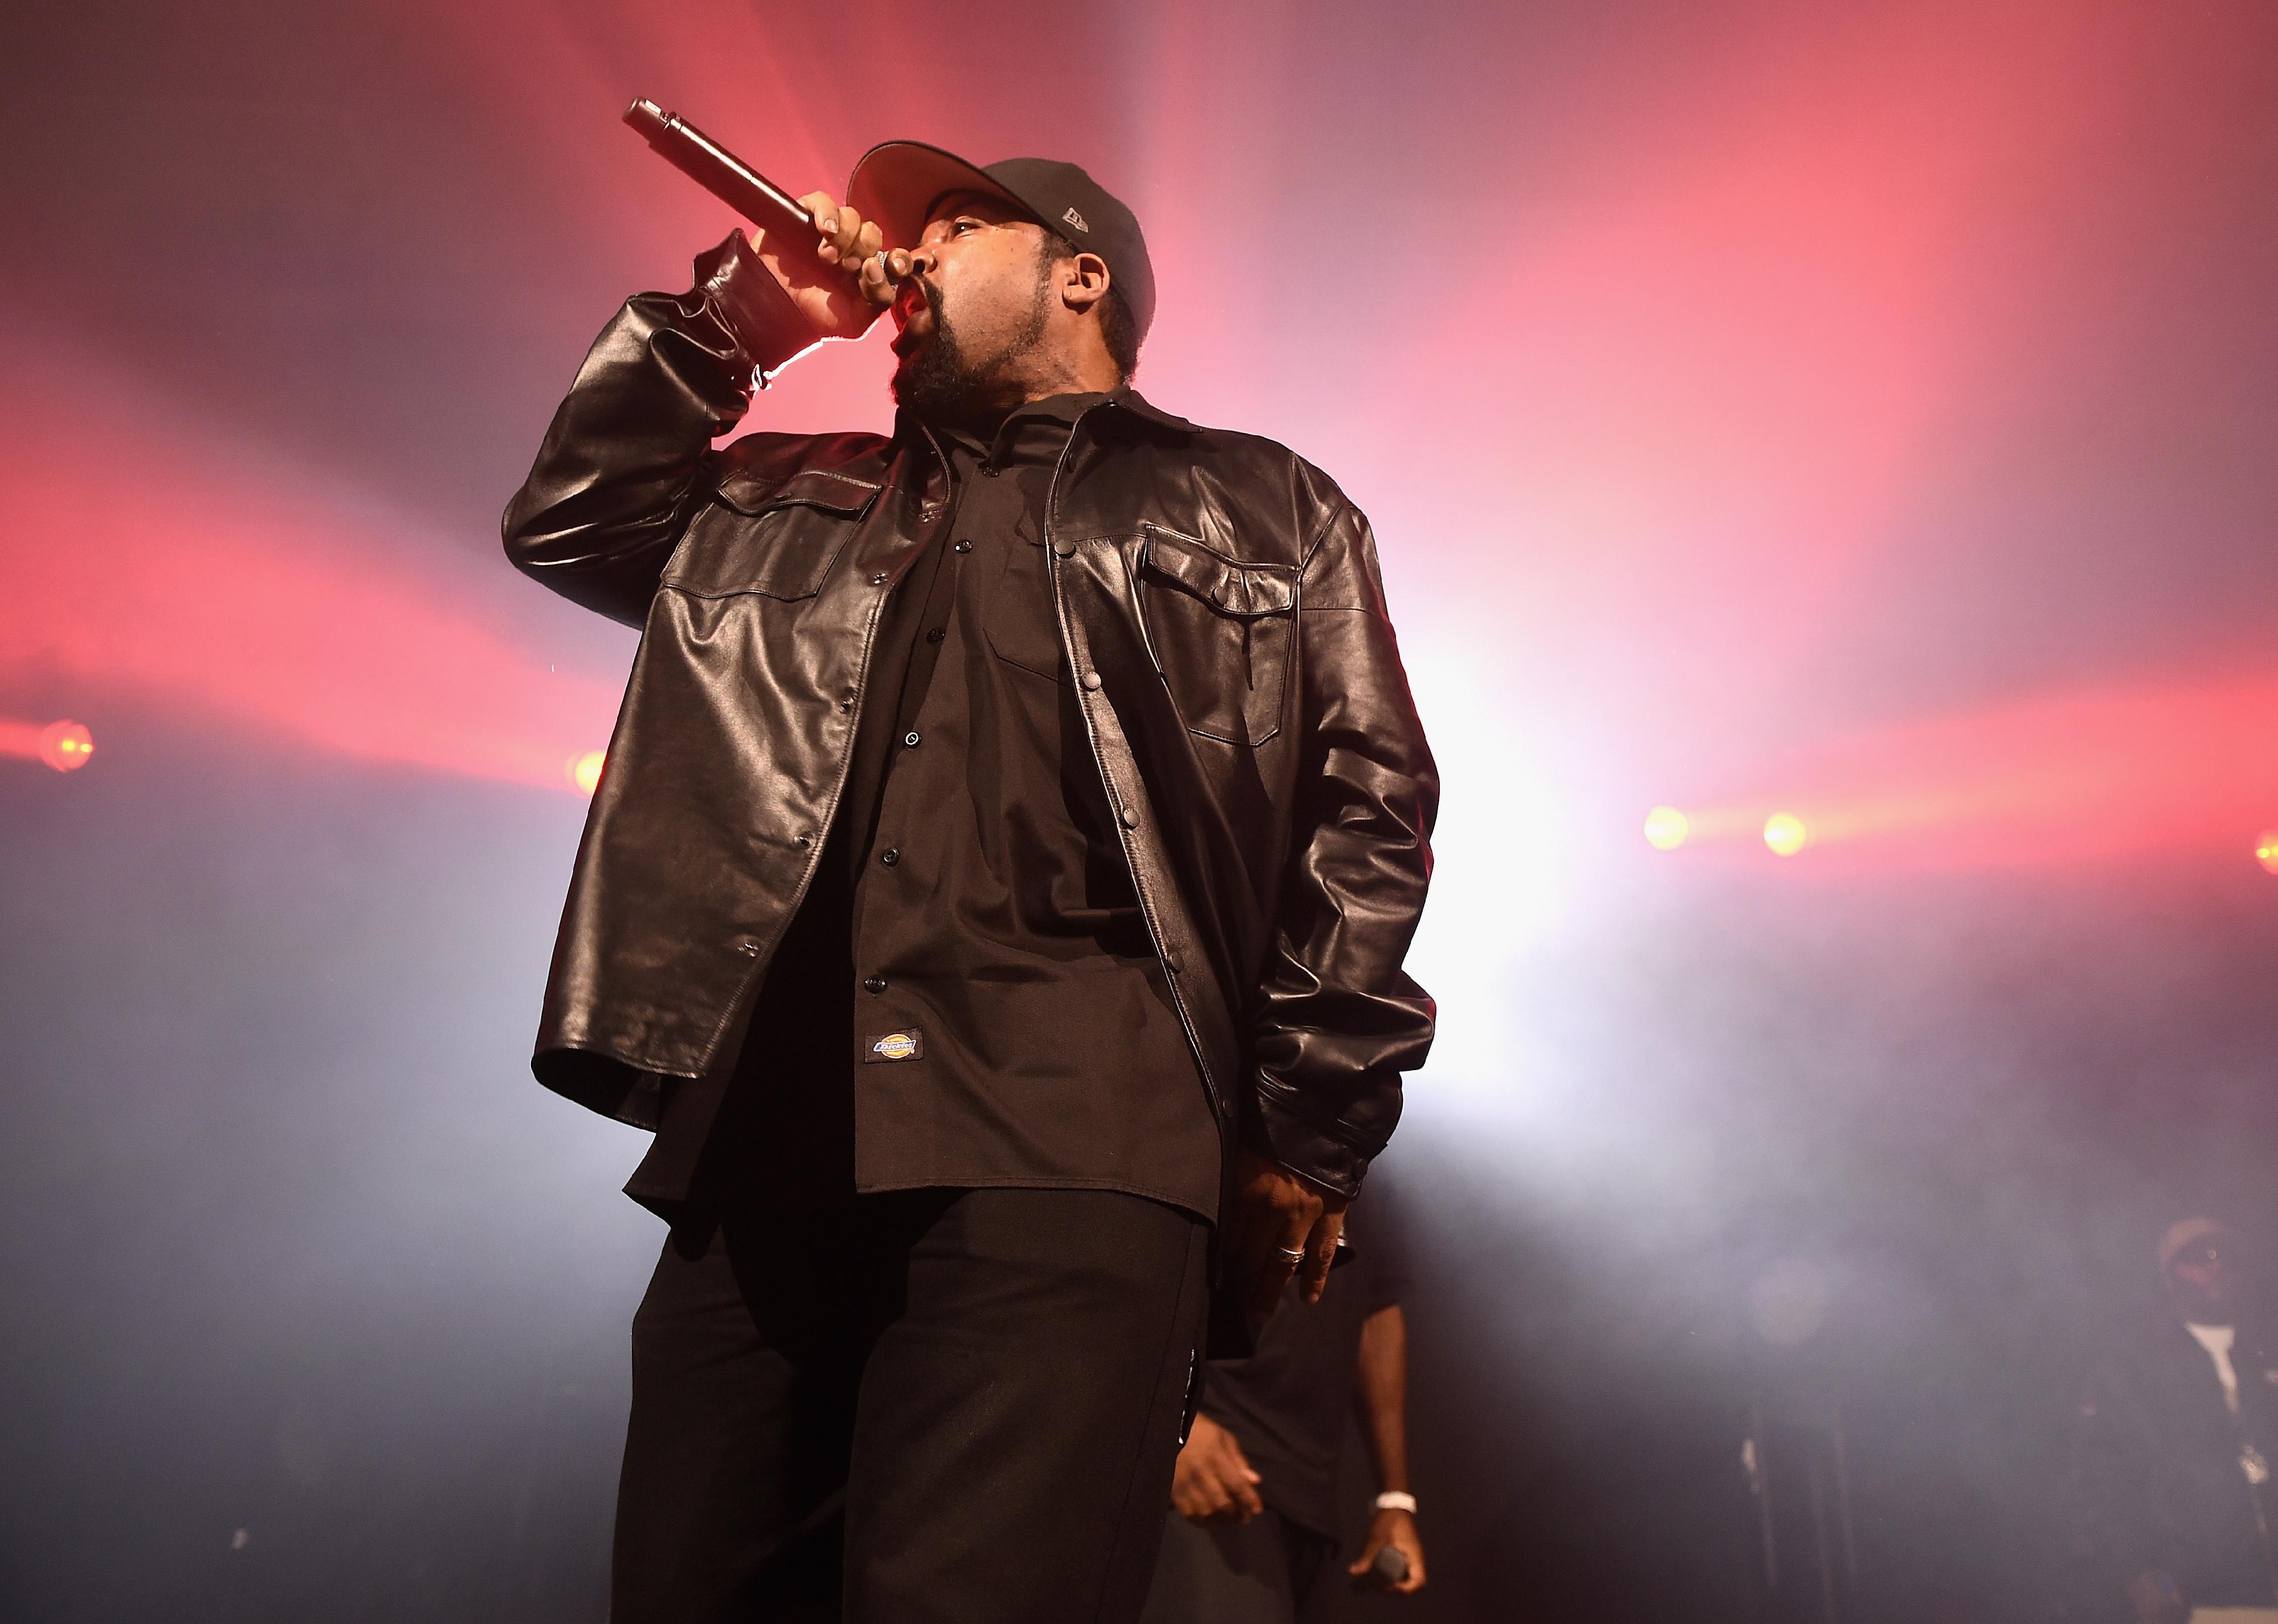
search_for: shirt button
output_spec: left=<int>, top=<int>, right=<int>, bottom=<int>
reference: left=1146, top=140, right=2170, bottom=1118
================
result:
left=926, top=627, right=946, bottom=644
left=1081, top=670, right=1103, bottom=692
left=863, top=975, right=887, bottom=994
left=903, top=730, right=922, bottom=748
left=1120, top=806, right=1140, bottom=829
left=881, top=847, right=900, bottom=867
left=1054, top=541, right=1075, bottom=558
left=979, top=463, right=1002, bottom=478
left=871, top=572, right=889, bottom=586
left=737, top=940, right=760, bottom=957
left=952, top=539, right=973, bottom=554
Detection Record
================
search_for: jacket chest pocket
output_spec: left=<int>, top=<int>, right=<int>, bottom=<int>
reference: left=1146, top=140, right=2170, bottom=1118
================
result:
left=663, top=468, right=883, bottom=601
left=1136, top=527, right=1296, bottom=746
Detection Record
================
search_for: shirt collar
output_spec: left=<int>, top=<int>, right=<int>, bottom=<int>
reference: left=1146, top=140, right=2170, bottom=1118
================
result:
left=899, top=385, right=1198, bottom=456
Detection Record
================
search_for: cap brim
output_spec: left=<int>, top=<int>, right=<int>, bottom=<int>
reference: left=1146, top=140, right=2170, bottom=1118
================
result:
left=845, top=141, right=1031, bottom=254
left=2159, top=1216, right=2228, bottom=1270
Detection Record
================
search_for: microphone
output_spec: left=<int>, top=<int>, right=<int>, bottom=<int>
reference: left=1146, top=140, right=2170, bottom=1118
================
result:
left=622, top=99, right=814, bottom=238
left=1367, top=1545, right=1410, bottom=1587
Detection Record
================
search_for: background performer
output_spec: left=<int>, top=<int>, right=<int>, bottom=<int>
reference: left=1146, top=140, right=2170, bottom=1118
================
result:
left=1143, top=1175, right=1426, bottom=1619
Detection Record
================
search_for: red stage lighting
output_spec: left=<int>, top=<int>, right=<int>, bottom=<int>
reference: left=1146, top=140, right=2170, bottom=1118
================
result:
left=41, top=721, right=94, bottom=771
left=0, top=717, right=95, bottom=772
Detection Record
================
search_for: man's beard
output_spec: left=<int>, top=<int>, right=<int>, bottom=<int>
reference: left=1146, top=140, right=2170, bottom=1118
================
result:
left=890, top=256, right=1054, bottom=425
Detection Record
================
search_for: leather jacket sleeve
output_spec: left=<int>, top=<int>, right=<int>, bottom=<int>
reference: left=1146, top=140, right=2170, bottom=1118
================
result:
left=1247, top=500, right=1439, bottom=1197
left=501, top=232, right=818, bottom=626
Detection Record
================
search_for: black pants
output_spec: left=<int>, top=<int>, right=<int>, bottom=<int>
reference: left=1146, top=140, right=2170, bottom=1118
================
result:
left=613, top=1187, right=1211, bottom=1623
left=1137, top=1508, right=1338, bottom=1624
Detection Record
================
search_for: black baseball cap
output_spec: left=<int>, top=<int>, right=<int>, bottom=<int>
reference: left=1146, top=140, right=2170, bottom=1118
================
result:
left=844, top=142, right=1156, bottom=344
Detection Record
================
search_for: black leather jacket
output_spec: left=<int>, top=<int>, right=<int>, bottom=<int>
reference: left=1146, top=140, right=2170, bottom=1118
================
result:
left=503, top=234, right=1436, bottom=1197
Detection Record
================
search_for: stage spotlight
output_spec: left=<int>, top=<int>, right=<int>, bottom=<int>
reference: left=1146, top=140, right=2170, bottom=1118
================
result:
left=40, top=721, right=95, bottom=772
left=2257, top=832, right=2278, bottom=875
left=1763, top=812, right=1808, bottom=856
left=1642, top=805, right=1690, bottom=850
left=569, top=750, right=606, bottom=795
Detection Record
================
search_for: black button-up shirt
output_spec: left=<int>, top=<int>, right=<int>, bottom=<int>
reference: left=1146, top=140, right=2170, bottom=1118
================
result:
left=840, top=393, right=1219, bottom=1221
left=660, top=392, right=1222, bottom=1225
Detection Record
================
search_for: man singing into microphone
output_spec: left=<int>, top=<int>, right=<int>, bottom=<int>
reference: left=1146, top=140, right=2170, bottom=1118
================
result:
left=503, top=140, right=1436, bottom=1621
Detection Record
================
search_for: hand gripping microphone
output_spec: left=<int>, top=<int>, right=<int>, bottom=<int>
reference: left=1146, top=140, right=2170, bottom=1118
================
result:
left=622, top=98, right=814, bottom=237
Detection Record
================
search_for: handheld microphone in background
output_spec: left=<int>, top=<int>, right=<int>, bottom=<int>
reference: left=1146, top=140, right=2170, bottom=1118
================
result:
left=622, top=99, right=813, bottom=238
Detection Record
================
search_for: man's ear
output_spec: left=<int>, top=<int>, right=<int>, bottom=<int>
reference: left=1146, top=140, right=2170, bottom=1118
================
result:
left=1061, top=251, right=1112, bottom=315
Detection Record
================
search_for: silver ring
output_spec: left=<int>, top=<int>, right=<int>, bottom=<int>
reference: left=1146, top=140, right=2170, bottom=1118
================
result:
left=1275, top=1245, right=1307, bottom=1264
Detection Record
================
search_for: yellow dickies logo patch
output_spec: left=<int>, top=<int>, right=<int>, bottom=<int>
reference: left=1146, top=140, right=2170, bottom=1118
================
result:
left=867, top=1029, right=922, bottom=1063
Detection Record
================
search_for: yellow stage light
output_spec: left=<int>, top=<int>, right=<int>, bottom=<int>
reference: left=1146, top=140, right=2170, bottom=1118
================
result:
left=2257, top=831, right=2278, bottom=875
left=1763, top=813, right=1808, bottom=856
left=569, top=750, right=606, bottom=795
left=39, top=721, right=95, bottom=773
left=1643, top=806, right=1689, bottom=850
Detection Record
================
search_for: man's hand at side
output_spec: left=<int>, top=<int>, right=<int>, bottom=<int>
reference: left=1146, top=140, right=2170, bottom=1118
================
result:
left=1170, top=1414, right=1265, bottom=1525
left=749, top=191, right=916, bottom=340
left=1349, top=1507, right=1426, bottom=1594
left=1227, top=1146, right=1349, bottom=1324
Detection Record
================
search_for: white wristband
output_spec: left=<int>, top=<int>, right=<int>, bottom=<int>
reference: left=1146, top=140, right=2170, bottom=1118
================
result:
left=1373, top=1491, right=1418, bottom=1515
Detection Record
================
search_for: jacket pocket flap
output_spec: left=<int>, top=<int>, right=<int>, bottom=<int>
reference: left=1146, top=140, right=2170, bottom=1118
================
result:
left=715, top=467, right=883, bottom=517
left=1140, top=528, right=1296, bottom=617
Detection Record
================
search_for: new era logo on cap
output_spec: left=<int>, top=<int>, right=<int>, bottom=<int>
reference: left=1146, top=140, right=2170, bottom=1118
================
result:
left=1061, top=205, right=1090, bottom=233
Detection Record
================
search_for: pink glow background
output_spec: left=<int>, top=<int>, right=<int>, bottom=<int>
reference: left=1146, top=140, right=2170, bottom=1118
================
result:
left=6, top=1, right=2272, bottom=871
